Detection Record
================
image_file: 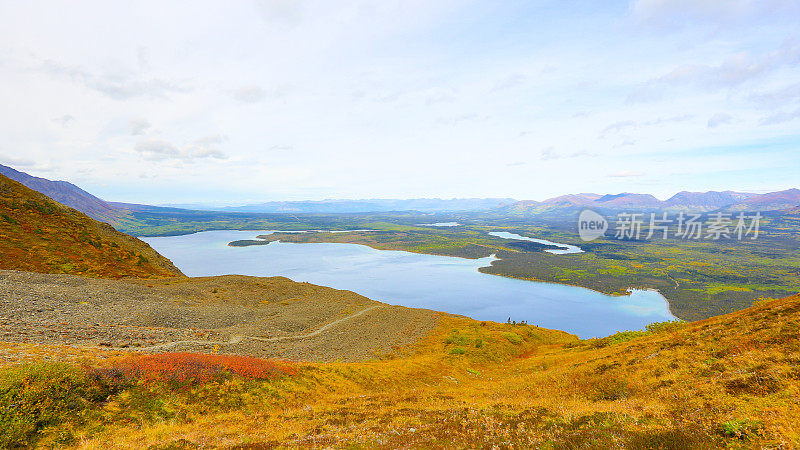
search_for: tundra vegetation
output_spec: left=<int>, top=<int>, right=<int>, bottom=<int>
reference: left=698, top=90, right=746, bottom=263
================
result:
left=1, top=293, right=799, bottom=447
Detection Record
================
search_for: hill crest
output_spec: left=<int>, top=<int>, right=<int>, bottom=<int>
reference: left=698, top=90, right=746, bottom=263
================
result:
left=0, top=163, right=126, bottom=223
left=0, top=173, right=182, bottom=278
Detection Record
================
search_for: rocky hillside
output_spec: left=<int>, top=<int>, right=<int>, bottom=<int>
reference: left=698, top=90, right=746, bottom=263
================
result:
left=0, top=174, right=182, bottom=278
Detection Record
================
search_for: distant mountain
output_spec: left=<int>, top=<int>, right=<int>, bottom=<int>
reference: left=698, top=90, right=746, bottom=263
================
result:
left=541, top=193, right=601, bottom=207
left=727, top=188, right=800, bottom=212
left=197, top=198, right=518, bottom=214
left=594, top=193, right=662, bottom=209
left=497, top=188, right=800, bottom=216
left=664, top=191, right=757, bottom=212
left=0, top=174, right=182, bottom=278
left=109, top=202, right=192, bottom=213
left=0, top=164, right=125, bottom=223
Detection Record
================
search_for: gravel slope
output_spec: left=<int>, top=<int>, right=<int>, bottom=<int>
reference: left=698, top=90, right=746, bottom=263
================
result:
left=0, top=270, right=442, bottom=361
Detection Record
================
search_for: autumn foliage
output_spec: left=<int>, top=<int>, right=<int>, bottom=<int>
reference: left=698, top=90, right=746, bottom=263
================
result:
left=0, top=174, right=182, bottom=279
left=94, top=352, right=297, bottom=385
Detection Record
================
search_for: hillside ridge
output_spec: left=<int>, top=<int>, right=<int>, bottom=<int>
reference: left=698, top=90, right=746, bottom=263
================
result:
left=0, top=173, right=182, bottom=278
left=0, top=163, right=126, bottom=223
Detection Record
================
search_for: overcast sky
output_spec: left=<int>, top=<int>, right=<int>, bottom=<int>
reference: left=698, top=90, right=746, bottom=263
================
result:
left=1, top=0, right=799, bottom=204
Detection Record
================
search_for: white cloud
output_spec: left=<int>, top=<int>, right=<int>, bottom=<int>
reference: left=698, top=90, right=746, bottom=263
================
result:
left=257, top=0, right=305, bottom=25
left=608, top=170, right=644, bottom=178
left=759, top=108, right=800, bottom=125
left=707, top=113, right=732, bottom=128
left=750, top=82, right=800, bottom=107
left=0, top=1, right=796, bottom=203
left=0, top=154, right=35, bottom=167
left=631, top=0, right=800, bottom=29
left=128, top=118, right=151, bottom=136
left=134, top=140, right=181, bottom=160
left=53, top=115, right=75, bottom=127
left=40, top=60, right=191, bottom=100
left=231, top=85, right=266, bottom=103
left=134, top=138, right=226, bottom=162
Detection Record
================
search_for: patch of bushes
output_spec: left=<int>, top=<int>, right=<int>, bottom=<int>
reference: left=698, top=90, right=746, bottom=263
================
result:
left=444, top=329, right=472, bottom=347
left=718, top=418, right=763, bottom=439
left=0, top=362, right=111, bottom=448
left=92, top=352, right=298, bottom=386
left=722, top=364, right=784, bottom=396
left=0, top=213, right=17, bottom=224
left=586, top=376, right=631, bottom=401
left=645, top=320, right=686, bottom=334
left=23, top=199, right=56, bottom=215
left=502, top=332, right=523, bottom=345
left=582, top=320, right=687, bottom=348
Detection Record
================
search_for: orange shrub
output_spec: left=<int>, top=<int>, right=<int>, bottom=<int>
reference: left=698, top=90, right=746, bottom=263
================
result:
left=93, top=352, right=297, bottom=385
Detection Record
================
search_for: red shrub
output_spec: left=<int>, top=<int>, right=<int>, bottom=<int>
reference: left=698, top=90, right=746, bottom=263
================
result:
left=93, top=352, right=297, bottom=385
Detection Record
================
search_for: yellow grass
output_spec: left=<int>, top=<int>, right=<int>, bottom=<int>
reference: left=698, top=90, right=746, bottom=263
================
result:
left=4, top=295, right=800, bottom=448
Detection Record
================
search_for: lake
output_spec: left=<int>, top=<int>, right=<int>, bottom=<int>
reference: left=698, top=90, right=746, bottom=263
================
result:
left=142, top=230, right=676, bottom=338
left=488, top=231, right=584, bottom=254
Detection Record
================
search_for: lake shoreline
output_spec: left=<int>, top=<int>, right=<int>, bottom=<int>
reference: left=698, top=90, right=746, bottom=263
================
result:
left=227, top=231, right=680, bottom=322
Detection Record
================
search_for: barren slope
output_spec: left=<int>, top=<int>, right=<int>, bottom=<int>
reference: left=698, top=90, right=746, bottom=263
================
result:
left=0, top=270, right=441, bottom=362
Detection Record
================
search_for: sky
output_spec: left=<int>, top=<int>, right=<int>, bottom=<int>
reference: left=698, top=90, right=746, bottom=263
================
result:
left=0, top=0, right=799, bottom=205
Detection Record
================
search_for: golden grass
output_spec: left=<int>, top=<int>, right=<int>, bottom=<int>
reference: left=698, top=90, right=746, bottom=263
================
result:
left=3, top=294, right=799, bottom=448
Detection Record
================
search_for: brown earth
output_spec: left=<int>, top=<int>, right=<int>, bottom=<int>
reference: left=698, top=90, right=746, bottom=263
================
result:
left=0, top=270, right=442, bottom=362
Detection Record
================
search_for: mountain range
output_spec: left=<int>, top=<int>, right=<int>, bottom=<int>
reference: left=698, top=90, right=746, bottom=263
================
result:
left=1, top=164, right=798, bottom=218
left=165, top=198, right=519, bottom=214
left=499, top=189, right=800, bottom=215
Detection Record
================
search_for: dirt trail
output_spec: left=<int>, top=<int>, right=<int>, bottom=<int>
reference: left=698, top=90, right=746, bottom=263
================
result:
left=0, top=270, right=441, bottom=361
left=139, top=305, right=385, bottom=351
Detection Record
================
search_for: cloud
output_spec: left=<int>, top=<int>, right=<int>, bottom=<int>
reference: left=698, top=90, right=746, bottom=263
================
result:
left=541, top=147, right=593, bottom=160
left=187, top=135, right=228, bottom=160
left=614, top=139, right=636, bottom=148
left=191, top=148, right=227, bottom=159
left=270, top=145, right=294, bottom=151
left=608, top=170, right=644, bottom=178
left=0, top=154, right=35, bottom=167
left=135, top=137, right=227, bottom=162
left=193, top=135, right=226, bottom=146
left=435, top=113, right=478, bottom=126
left=424, top=88, right=457, bottom=106
left=257, top=0, right=305, bottom=25
left=707, top=113, right=732, bottom=128
left=759, top=108, right=800, bottom=125
left=750, top=82, right=800, bottom=107
left=134, top=139, right=181, bottom=160
left=630, top=0, right=800, bottom=29
left=53, top=115, right=75, bottom=126
left=628, top=39, right=800, bottom=102
left=41, top=60, right=191, bottom=100
left=600, top=115, right=692, bottom=135
left=137, top=47, right=150, bottom=71
left=90, top=78, right=188, bottom=100
left=601, top=120, right=637, bottom=135
left=491, top=74, right=527, bottom=92
left=128, top=118, right=151, bottom=135
left=232, top=85, right=267, bottom=103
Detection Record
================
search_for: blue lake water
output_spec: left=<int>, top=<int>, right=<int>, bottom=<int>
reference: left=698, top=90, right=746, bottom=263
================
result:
left=488, top=231, right=584, bottom=255
left=142, top=230, right=676, bottom=338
